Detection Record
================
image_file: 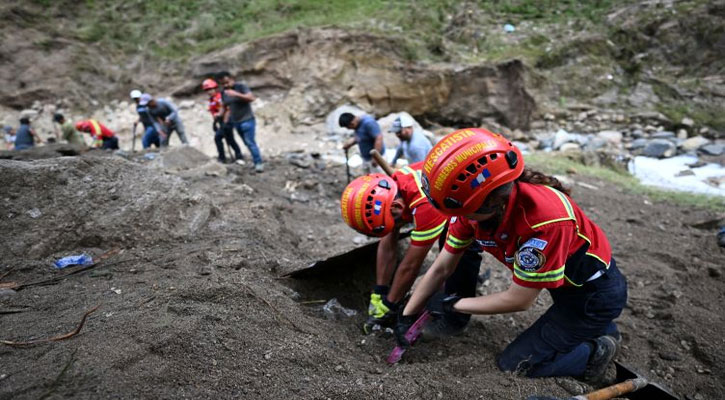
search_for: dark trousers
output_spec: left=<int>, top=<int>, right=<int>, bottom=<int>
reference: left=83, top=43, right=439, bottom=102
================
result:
left=497, top=259, right=627, bottom=377
left=102, top=136, right=119, bottom=150
left=214, top=125, right=242, bottom=161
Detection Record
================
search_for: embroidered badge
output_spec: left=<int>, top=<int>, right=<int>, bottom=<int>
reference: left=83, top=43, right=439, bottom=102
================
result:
left=515, top=247, right=546, bottom=272
left=522, top=238, right=548, bottom=250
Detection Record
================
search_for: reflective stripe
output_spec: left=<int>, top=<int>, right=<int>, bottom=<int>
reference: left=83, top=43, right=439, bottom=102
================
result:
left=400, top=166, right=414, bottom=175
left=446, top=234, right=473, bottom=249
left=409, top=170, right=429, bottom=207
left=411, top=220, right=446, bottom=242
left=89, top=120, right=102, bottom=137
left=514, top=264, right=565, bottom=282
left=530, top=186, right=576, bottom=229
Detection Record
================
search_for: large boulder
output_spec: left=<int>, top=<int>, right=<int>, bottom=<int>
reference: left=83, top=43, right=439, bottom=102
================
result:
left=680, top=136, right=710, bottom=152
left=642, top=139, right=676, bottom=158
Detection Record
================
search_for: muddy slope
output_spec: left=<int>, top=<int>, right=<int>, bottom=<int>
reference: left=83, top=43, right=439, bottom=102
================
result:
left=0, top=148, right=722, bottom=399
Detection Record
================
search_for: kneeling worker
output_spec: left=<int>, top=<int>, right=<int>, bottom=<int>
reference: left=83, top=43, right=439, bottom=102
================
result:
left=75, top=119, right=119, bottom=150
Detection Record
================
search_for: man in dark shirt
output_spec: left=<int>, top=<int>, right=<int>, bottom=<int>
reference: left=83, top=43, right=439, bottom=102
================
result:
left=219, top=71, right=264, bottom=172
left=14, top=117, right=42, bottom=150
left=131, top=90, right=161, bottom=149
left=340, top=112, right=385, bottom=174
left=142, top=95, right=189, bottom=147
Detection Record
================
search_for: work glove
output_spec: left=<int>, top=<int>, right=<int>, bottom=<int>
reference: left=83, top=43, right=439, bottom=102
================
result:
left=363, top=287, right=397, bottom=334
left=426, top=292, right=462, bottom=317
left=394, top=313, right=420, bottom=348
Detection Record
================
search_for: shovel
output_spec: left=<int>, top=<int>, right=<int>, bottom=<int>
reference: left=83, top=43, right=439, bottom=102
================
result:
left=526, top=361, right=680, bottom=400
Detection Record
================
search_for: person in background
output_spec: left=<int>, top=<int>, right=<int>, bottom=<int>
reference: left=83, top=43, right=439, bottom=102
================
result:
left=53, top=113, right=85, bottom=146
left=14, top=117, right=42, bottom=150
left=340, top=112, right=385, bottom=174
left=131, top=90, right=161, bottom=149
left=219, top=70, right=264, bottom=172
left=390, top=113, right=432, bottom=166
left=75, top=119, right=119, bottom=150
left=203, top=78, right=242, bottom=163
left=142, top=95, right=188, bottom=147
left=3, top=125, right=16, bottom=150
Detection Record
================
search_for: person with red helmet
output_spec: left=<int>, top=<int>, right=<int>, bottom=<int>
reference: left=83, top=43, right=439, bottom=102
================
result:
left=203, top=78, right=243, bottom=163
left=75, top=119, right=119, bottom=150
left=395, top=128, right=627, bottom=381
left=341, top=164, right=482, bottom=334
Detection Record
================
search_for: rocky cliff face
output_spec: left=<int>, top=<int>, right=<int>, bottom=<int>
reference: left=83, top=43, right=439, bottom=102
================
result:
left=182, top=29, right=535, bottom=129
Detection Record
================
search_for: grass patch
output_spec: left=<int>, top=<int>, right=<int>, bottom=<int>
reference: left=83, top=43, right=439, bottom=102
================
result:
left=526, top=153, right=725, bottom=211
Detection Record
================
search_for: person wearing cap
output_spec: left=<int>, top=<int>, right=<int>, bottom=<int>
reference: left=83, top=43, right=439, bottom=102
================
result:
left=390, top=113, right=432, bottom=166
left=395, top=128, right=627, bottom=381
left=75, top=119, right=119, bottom=150
left=218, top=71, right=264, bottom=172
left=131, top=90, right=161, bottom=149
left=14, top=117, right=42, bottom=150
left=141, top=94, right=188, bottom=146
left=339, top=112, right=385, bottom=174
left=203, top=78, right=243, bottom=163
left=53, top=113, right=85, bottom=146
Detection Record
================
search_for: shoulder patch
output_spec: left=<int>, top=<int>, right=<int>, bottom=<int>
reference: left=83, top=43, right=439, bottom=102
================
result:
left=515, top=247, right=546, bottom=272
left=522, top=238, right=548, bottom=250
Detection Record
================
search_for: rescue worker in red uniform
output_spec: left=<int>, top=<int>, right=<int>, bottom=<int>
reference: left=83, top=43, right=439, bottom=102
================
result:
left=341, top=162, right=481, bottom=334
left=75, top=119, right=119, bottom=150
left=396, top=128, right=627, bottom=381
left=203, top=78, right=242, bottom=163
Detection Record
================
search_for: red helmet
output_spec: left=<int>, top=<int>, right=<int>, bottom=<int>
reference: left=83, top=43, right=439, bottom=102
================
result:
left=421, top=128, right=524, bottom=216
left=202, top=79, right=218, bottom=90
left=340, top=174, right=398, bottom=237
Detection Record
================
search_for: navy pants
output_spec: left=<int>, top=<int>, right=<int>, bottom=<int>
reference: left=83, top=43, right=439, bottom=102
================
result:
left=232, top=118, right=262, bottom=165
left=497, top=259, right=627, bottom=377
left=142, top=126, right=160, bottom=149
left=214, top=124, right=242, bottom=161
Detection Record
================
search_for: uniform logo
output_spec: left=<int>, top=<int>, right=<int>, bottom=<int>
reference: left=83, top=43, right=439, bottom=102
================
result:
left=476, top=239, right=497, bottom=247
left=450, top=216, right=457, bottom=223
left=470, top=168, right=491, bottom=189
left=515, top=247, right=546, bottom=272
left=522, top=238, right=548, bottom=250
left=373, top=200, right=382, bottom=215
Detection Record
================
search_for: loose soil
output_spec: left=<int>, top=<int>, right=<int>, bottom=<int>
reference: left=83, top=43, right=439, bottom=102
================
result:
left=0, top=146, right=722, bottom=399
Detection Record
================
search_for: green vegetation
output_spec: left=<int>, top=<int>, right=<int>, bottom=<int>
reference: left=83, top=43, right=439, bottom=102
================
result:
left=30, top=0, right=624, bottom=61
left=526, top=153, right=725, bottom=211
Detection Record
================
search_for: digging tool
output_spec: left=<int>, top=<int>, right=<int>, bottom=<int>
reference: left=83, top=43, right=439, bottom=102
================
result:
left=386, top=310, right=431, bottom=364
left=131, top=124, right=137, bottom=153
left=526, top=361, right=680, bottom=400
left=344, top=147, right=351, bottom=183
left=369, top=149, right=394, bottom=176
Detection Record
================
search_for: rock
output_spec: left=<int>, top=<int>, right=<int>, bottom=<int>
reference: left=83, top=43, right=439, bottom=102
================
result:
left=559, top=142, right=581, bottom=152
left=627, top=138, right=649, bottom=150
left=658, top=351, right=682, bottom=361
left=0, top=288, right=17, bottom=297
left=680, top=136, right=710, bottom=152
left=642, top=139, right=676, bottom=158
left=677, top=129, right=688, bottom=139
left=675, top=169, right=695, bottom=177
left=178, top=100, right=196, bottom=109
left=543, top=113, right=555, bottom=121
left=596, top=130, right=623, bottom=145
left=584, top=137, right=608, bottom=151
left=627, top=83, right=660, bottom=108
left=699, top=143, right=724, bottom=156
left=708, top=267, right=722, bottom=278
left=27, top=208, right=42, bottom=218
left=651, top=131, right=675, bottom=139
left=20, top=109, right=39, bottom=119
left=681, top=117, right=695, bottom=127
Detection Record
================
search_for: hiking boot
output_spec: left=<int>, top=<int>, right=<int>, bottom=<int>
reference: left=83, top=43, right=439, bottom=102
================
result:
left=254, top=163, right=264, bottom=173
left=583, top=335, right=618, bottom=382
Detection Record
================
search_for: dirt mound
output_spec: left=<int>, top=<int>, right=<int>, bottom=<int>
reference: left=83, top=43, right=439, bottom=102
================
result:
left=1, top=146, right=723, bottom=399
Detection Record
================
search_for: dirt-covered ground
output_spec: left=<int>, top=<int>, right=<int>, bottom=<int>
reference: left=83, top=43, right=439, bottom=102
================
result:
left=0, top=145, right=722, bottom=400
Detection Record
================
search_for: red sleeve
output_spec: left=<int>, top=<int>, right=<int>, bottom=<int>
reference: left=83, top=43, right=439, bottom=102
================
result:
left=409, top=203, right=447, bottom=247
left=512, top=221, right=576, bottom=289
left=443, top=216, right=475, bottom=253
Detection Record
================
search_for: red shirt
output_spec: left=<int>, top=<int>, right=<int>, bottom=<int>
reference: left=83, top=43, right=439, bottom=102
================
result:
left=444, top=182, right=611, bottom=289
left=393, top=162, right=447, bottom=247
left=75, top=120, right=114, bottom=139
left=208, top=92, right=222, bottom=117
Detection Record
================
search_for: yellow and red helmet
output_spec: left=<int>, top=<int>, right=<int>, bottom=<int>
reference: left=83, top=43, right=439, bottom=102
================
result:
left=340, top=174, right=398, bottom=237
left=421, top=128, right=524, bottom=216
left=202, top=78, right=218, bottom=90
